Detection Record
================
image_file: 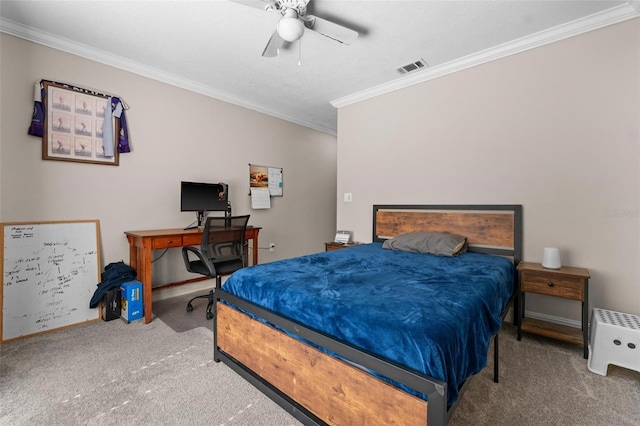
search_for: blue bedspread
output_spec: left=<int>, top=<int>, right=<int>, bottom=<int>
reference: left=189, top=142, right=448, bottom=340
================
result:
left=222, top=243, right=515, bottom=405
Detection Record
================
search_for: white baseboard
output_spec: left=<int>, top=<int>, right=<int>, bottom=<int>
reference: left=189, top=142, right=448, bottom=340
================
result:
left=503, top=307, right=582, bottom=329
left=524, top=310, right=582, bottom=329
left=152, top=279, right=216, bottom=302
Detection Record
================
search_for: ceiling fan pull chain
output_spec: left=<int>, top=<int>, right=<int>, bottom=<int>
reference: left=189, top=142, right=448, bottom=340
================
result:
left=298, top=39, right=302, bottom=66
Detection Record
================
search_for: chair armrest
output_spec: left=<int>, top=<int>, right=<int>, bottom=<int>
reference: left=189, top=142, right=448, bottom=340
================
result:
left=182, top=246, right=216, bottom=275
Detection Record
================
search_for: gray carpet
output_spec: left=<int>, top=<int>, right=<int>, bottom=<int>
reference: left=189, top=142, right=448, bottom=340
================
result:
left=0, top=317, right=298, bottom=425
left=154, top=291, right=215, bottom=333
left=2, top=293, right=639, bottom=425
left=449, top=329, right=640, bottom=425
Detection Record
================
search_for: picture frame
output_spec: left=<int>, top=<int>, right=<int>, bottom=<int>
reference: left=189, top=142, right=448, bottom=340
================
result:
left=42, top=81, right=120, bottom=166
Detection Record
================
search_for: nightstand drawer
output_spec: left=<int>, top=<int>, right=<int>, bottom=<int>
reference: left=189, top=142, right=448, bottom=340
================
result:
left=521, top=271, right=583, bottom=300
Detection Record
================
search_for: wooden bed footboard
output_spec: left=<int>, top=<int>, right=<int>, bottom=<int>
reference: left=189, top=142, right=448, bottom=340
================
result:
left=214, top=293, right=447, bottom=425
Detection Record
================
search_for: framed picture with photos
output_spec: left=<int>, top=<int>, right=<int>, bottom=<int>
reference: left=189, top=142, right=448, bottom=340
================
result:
left=42, top=81, right=120, bottom=166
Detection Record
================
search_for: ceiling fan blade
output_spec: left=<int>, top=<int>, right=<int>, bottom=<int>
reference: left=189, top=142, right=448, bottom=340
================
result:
left=262, top=31, right=282, bottom=57
left=304, top=15, right=358, bottom=45
left=229, top=0, right=277, bottom=11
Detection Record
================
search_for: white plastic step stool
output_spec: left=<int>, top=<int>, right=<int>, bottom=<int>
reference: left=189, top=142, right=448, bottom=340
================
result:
left=588, top=308, right=640, bottom=376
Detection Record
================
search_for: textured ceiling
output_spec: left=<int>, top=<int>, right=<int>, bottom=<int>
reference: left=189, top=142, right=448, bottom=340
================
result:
left=1, top=1, right=638, bottom=134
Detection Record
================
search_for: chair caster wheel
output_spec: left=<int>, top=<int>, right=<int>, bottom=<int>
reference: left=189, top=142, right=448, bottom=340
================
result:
left=206, top=312, right=213, bottom=320
left=187, top=304, right=193, bottom=312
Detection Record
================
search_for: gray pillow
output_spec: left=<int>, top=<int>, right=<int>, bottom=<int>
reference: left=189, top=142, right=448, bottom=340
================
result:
left=382, top=232, right=468, bottom=257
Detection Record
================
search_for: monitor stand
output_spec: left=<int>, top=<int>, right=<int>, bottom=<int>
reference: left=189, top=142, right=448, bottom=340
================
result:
left=184, top=211, right=206, bottom=230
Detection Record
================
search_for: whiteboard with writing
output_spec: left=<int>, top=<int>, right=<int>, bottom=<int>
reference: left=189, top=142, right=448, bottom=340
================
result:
left=1, top=220, right=101, bottom=342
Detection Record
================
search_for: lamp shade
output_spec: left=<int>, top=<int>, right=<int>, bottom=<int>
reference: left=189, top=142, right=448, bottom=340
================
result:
left=277, top=9, right=304, bottom=42
left=542, top=247, right=561, bottom=269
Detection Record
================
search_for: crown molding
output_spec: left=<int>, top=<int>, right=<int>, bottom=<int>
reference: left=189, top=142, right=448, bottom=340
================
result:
left=331, top=2, right=640, bottom=109
left=0, top=17, right=336, bottom=136
left=3, top=2, right=637, bottom=134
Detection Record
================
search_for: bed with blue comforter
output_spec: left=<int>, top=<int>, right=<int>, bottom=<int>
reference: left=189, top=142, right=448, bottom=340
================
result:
left=214, top=204, right=522, bottom=426
left=223, top=242, right=515, bottom=406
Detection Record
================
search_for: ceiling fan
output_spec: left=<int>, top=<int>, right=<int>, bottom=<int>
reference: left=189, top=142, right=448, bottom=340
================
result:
left=232, top=0, right=358, bottom=57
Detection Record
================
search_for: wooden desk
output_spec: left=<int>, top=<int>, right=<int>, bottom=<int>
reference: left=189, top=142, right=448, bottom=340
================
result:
left=124, top=226, right=261, bottom=323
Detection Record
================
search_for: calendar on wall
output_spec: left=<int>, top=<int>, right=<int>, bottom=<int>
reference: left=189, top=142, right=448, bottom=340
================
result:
left=250, top=188, right=271, bottom=209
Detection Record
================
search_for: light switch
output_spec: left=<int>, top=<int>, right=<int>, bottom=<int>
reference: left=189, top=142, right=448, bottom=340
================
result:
left=344, top=193, right=353, bottom=202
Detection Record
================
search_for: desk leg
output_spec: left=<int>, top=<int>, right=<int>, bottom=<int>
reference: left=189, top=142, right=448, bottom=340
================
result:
left=127, top=236, right=138, bottom=272
left=252, top=235, right=259, bottom=265
left=139, top=244, right=153, bottom=324
left=128, top=236, right=153, bottom=324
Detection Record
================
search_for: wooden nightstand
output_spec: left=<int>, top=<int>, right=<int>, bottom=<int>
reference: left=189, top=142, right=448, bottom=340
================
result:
left=325, top=242, right=359, bottom=251
left=516, top=261, right=591, bottom=358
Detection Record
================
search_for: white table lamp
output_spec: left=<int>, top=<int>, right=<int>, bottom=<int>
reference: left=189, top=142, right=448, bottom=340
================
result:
left=542, top=247, right=562, bottom=269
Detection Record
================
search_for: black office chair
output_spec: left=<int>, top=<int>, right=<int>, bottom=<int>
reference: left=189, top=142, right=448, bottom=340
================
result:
left=182, top=214, right=250, bottom=319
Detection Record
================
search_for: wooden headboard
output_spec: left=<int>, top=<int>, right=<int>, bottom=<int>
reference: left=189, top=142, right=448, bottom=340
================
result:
left=373, top=204, right=522, bottom=263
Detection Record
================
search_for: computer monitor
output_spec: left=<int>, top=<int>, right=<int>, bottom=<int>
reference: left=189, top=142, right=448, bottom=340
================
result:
left=180, top=181, right=230, bottom=228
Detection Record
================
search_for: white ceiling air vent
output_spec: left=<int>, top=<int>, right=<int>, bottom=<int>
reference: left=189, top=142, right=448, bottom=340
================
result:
left=396, top=58, right=429, bottom=75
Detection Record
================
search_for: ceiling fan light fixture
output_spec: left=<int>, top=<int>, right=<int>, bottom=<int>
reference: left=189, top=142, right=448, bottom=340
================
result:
left=277, top=9, right=304, bottom=42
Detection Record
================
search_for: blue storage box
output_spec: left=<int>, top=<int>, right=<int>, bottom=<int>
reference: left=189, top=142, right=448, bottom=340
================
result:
left=120, top=281, right=143, bottom=323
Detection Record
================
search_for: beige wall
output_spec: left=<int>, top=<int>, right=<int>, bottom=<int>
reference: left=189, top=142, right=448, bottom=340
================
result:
left=0, top=34, right=337, bottom=293
left=337, top=19, right=640, bottom=322
left=2, top=17, right=638, bottom=323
